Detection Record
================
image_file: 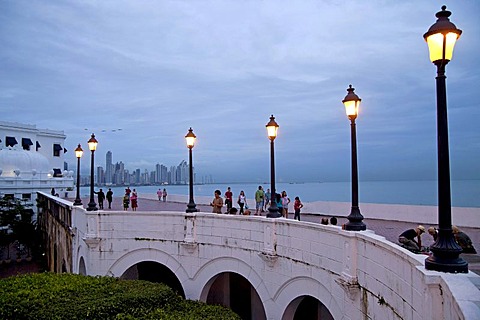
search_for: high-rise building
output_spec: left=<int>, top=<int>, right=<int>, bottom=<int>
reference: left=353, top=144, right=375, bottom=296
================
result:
left=113, top=161, right=125, bottom=185
left=160, top=165, right=168, bottom=184
left=155, top=163, right=161, bottom=184
left=105, top=151, right=112, bottom=184
left=135, top=169, right=141, bottom=184
left=177, top=160, right=188, bottom=184
left=96, top=166, right=105, bottom=185
left=150, top=171, right=156, bottom=184
left=142, top=169, right=149, bottom=184
left=124, top=168, right=130, bottom=185
left=169, top=166, right=176, bottom=184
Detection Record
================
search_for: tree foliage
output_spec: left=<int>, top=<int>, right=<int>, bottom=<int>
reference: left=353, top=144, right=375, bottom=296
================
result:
left=0, top=196, right=36, bottom=258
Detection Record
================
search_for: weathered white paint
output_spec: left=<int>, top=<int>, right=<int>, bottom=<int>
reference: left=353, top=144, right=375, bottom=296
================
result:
left=69, top=204, right=480, bottom=320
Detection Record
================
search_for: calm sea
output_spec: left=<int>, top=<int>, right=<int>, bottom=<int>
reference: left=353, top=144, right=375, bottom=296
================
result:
left=81, top=180, right=480, bottom=208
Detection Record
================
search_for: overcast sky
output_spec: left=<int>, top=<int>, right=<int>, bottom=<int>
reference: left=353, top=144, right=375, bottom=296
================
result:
left=1, top=1, right=479, bottom=183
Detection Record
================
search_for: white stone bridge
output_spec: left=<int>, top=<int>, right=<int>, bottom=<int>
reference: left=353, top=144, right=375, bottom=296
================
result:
left=38, top=192, right=480, bottom=320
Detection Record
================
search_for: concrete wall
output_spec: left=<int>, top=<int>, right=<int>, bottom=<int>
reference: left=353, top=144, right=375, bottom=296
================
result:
left=67, top=201, right=480, bottom=320
left=38, top=193, right=74, bottom=273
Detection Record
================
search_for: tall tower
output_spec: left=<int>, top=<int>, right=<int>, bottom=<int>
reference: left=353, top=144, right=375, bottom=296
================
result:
left=155, top=164, right=161, bottom=184
left=160, top=165, right=168, bottom=184
left=105, top=151, right=113, bottom=184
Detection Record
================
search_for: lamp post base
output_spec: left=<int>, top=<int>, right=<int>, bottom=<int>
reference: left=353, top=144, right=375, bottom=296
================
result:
left=425, top=230, right=468, bottom=273
left=425, top=255, right=468, bottom=273
left=86, top=202, right=98, bottom=211
left=73, top=199, right=83, bottom=206
left=266, top=206, right=281, bottom=218
left=345, top=206, right=366, bottom=231
left=186, top=202, right=198, bottom=213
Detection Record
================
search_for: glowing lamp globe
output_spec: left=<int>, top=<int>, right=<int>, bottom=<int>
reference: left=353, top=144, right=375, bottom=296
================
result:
left=342, top=85, right=361, bottom=120
left=185, top=128, right=196, bottom=148
left=424, top=6, right=462, bottom=65
left=266, top=115, right=279, bottom=140
left=87, top=134, right=98, bottom=151
left=75, top=144, right=84, bottom=159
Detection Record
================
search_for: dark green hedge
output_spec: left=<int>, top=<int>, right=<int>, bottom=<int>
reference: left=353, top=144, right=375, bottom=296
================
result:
left=0, top=273, right=240, bottom=320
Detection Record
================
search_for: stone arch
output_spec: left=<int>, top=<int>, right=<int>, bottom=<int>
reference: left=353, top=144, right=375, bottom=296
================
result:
left=106, top=248, right=189, bottom=288
left=275, top=276, right=341, bottom=320
left=78, top=256, right=86, bottom=275
left=121, top=261, right=185, bottom=298
left=283, top=295, right=334, bottom=320
left=194, top=256, right=270, bottom=306
left=61, top=259, right=67, bottom=273
left=203, top=271, right=266, bottom=320
left=75, top=245, right=88, bottom=274
left=53, top=244, right=58, bottom=272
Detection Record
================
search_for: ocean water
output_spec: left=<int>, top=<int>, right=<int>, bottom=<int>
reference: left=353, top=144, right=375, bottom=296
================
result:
left=80, top=180, right=479, bottom=208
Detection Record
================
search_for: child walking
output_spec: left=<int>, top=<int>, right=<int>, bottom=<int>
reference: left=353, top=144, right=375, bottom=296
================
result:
left=123, top=193, right=130, bottom=211
left=293, top=196, right=303, bottom=221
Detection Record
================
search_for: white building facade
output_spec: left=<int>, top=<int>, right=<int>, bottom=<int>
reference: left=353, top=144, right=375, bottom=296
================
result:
left=0, top=121, right=74, bottom=207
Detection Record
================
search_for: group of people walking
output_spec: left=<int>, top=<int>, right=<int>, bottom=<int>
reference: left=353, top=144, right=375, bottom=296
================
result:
left=122, top=187, right=139, bottom=211
left=156, top=188, right=168, bottom=202
left=210, top=186, right=304, bottom=220
left=398, top=224, right=476, bottom=254
left=92, top=188, right=114, bottom=210
left=91, top=187, right=169, bottom=211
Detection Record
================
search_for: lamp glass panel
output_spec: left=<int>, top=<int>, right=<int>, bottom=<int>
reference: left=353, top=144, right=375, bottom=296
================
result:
left=75, top=150, right=84, bottom=158
left=427, top=33, right=444, bottom=62
left=444, top=32, right=459, bottom=61
left=266, top=125, right=278, bottom=138
left=186, top=136, right=195, bottom=147
left=344, top=100, right=358, bottom=117
left=88, top=141, right=97, bottom=151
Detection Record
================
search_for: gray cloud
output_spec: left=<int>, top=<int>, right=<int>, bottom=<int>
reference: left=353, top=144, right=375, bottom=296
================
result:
left=0, top=1, right=479, bottom=183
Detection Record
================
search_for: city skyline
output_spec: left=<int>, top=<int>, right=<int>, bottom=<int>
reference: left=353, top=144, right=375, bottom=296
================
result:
left=1, top=2, right=479, bottom=183
left=76, top=149, right=209, bottom=186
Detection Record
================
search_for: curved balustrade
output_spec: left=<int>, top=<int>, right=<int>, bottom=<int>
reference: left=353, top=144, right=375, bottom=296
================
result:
left=39, top=193, right=480, bottom=319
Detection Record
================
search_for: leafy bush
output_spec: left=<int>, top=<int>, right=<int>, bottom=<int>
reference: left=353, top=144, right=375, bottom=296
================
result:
left=0, top=273, right=240, bottom=320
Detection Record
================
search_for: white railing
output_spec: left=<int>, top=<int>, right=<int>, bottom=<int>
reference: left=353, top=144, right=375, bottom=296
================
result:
left=71, top=204, right=480, bottom=319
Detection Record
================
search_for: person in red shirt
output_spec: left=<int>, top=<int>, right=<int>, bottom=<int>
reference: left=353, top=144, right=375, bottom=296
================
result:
left=293, top=196, right=303, bottom=221
left=224, top=187, right=233, bottom=212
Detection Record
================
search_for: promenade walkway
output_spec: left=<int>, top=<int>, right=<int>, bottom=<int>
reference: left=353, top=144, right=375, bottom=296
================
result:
left=80, top=196, right=480, bottom=275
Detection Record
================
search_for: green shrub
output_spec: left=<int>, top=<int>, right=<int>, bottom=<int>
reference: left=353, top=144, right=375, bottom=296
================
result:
left=0, top=273, right=240, bottom=320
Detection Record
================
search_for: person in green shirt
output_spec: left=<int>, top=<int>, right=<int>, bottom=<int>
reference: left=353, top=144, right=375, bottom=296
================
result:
left=255, top=186, right=265, bottom=216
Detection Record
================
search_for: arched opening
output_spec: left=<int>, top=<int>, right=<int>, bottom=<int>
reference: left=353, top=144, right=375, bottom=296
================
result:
left=120, top=261, right=185, bottom=298
left=205, top=272, right=266, bottom=320
left=61, top=259, right=67, bottom=273
left=53, top=245, right=58, bottom=273
left=78, top=257, right=86, bottom=275
left=284, top=295, right=333, bottom=320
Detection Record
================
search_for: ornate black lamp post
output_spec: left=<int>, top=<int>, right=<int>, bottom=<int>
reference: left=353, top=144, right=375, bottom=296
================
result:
left=342, top=85, right=366, bottom=231
left=266, top=115, right=281, bottom=218
left=86, top=134, right=98, bottom=211
left=73, top=144, right=83, bottom=206
left=185, top=128, right=198, bottom=213
left=423, top=6, right=467, bottom=273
